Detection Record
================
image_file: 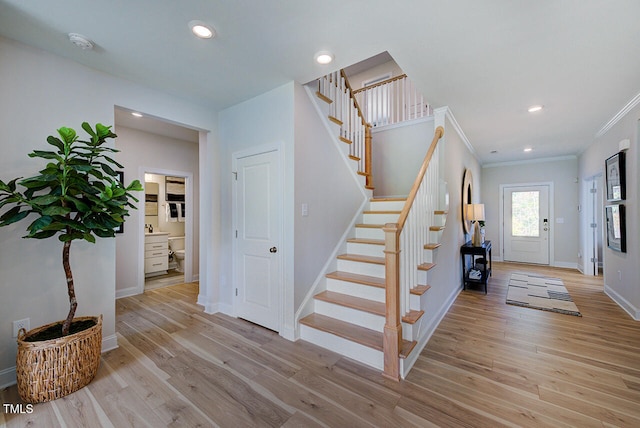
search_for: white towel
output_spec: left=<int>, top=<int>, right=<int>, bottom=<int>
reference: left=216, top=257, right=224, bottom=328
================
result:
left=177, top=203, right=184, bottom=223
left=166, top=203, right=177, bottom=222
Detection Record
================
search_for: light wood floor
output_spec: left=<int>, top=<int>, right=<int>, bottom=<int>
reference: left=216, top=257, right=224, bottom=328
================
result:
left=2, top=262, right=639, bottom=427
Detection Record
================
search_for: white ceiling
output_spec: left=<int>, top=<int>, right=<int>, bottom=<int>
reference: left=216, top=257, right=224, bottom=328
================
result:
left=1, top=0, right=639, bottom=164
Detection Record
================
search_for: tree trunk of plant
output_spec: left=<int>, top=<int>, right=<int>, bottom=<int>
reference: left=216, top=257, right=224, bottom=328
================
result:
left=61, top=239, right=77, bottom=336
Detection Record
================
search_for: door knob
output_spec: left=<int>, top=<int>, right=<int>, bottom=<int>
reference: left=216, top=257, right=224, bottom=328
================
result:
left=269, top=247, right=277, bottom=253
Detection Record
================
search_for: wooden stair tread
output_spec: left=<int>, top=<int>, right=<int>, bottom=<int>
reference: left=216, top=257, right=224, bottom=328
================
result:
left=315, top=291, right=384, bottom=316
left=300, top=313, right=417, bottom=358
left=402, top=310, right=424, bottom=324
left=424, top=243, right=441, bottom=250
left=300, top=314, right=382, bottom=350
left=339, top=136, right=352, bottom=144
left=347, top=238, right=385, bottom=246
left=417, top=263, right=436, bottom=271
left=328, top=116, right=343, bottom=126
left=355, top=223, right=384, bottom=229
left=434, top=210, right=448, bottom=215
left=337, top=254, right=385, bottom=265
left=349, top=155, right=361, bottom=161
left=326, top=271, right=385, bottom=288
left=429, top=226, right=445, bottom=231
left=363, top=210, right=401, bottom=214
left=410, top=284, right=432, bottom=295
left=315, top=91, right=333, bottom=104
left=370, top=197, right=406, bottom=202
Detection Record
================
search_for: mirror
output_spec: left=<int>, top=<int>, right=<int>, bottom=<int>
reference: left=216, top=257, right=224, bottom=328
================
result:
left=462, top=169, right=473, bottom=234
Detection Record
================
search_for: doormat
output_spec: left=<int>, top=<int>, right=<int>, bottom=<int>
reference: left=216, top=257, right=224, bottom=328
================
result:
left=506, top=272, right=581, bottom=317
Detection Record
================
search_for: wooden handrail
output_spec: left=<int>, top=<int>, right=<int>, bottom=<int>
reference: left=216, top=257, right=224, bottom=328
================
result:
left=396, top=126, right=444, bottom=232
left=352, top=74, right=408, bottom=94
left=340, top=70, right=370, bottom=127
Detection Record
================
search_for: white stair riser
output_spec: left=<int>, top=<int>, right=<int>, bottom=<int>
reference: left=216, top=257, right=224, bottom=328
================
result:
left=347, top=242, right=384, bottom=257
left=355, top=227, right=384, bottom=240
left=423, top=249, right=434, bottom=263
left=314, top=300, right=385, bottom=332
left=299, top=324, right=383, bottom=371
left=337, top=259, right=385, bottom=277
left=363, top=213, right=400, bottom=224
left=430, top=229, right=443, bottom=242
left=326, top=278, right=385, bottom=302
left=369, top=201, right=405, bottom=211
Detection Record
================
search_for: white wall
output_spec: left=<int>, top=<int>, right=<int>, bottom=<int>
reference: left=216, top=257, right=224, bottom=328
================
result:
left=371, top=119, right=435, bottom=197
left=293, top=84, right=365, bottom=309
left=345, top=60, right=404, bottom=90
left=0, top=36, right=218, bottom=387
left=579, top=103, right=639, bottom=319
left=218, top=83, right=296, bottom=331
left=481, top=157, right=579, bottom=267
left=115, top=127, right=200, bottom=295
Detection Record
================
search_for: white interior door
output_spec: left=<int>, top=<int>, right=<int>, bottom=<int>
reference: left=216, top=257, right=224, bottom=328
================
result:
left=503, top=185, right=550, bottom=264
left=234, top=149, right=281, bottom=331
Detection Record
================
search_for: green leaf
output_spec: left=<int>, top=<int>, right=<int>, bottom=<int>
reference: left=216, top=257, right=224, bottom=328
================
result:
left=100, top=186, right=113, bottom=201
left=81, top=122, right=97, bottom=139
left=28, top=230, right=57, bottom=239
left=27, top=215, right=53, bottom=232
left=57, top=127, right=77, bottom=145
left=102, top=155, right=124, bottom=169
left=47, top=136, right=65, bottom=153
left=31, top=195, right=60, bottom=206
left=64, top=195, right=90, bottom=212
left=83, top=233, right=96, bottom=243
left=127, top=180, right=144, bottom=192
left=0, top=207, right=29, bottom=225
left=29, top=150, right=62, bottom=161
left=95, top=123, right=116, bottom=139
left=42, top=205, right=72, bottom=216
left=99, top=162, right=117, bottom=177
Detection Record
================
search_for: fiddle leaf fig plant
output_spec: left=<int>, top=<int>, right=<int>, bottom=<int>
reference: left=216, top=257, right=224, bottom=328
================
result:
left=0, top=122, right=143, bottom=336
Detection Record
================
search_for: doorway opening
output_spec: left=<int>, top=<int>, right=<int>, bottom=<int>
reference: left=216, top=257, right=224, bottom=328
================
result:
left=143, top=172, right=191, bottom=290
left=500, top=183, right=552, bottom=265
left=583, top=174, right=603, bottom=276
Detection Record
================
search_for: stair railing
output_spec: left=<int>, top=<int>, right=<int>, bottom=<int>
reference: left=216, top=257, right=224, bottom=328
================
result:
left=317, top=71, right=373, bottom=189
left=382, top=126, right=444, bottom=380
left=353, top=74, right=433, bottom=128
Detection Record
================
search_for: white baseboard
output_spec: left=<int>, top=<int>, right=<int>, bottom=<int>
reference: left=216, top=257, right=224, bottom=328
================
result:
left=0, top=366, right=16, bottom=389
left=116, top=286, right=140, bottom=299
left=201, top=300, right=233, bottom=316
left=401, top=284, right=462, bottom=378
left=553, top=261, right=578, bottom=269
left=605, top=284, right=640, bottom=321
left=0, top=334, right=121, bottom=389
left=102, top=334, right=119, bottom=353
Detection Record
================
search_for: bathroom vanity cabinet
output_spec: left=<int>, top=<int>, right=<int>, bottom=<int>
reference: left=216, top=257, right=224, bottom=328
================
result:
left=145, top=232, right=169, bottom=276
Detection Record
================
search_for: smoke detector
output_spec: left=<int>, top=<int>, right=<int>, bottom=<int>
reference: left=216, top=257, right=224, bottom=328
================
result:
left=68, top=33, right=94, bottom=50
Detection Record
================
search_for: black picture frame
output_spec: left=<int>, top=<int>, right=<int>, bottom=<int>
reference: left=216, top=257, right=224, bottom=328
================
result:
left=605, top=151, right=625, bottom=201
left=605, top=204, right=626, bottom=253
left=116, top=171, right=124, bottom=234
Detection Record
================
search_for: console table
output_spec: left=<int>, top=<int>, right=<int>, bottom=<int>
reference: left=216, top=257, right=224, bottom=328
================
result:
left=460, top=240, right=492, bottom=294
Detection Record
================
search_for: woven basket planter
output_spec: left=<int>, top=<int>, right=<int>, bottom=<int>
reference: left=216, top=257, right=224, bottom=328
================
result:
left=16, top=315, right=102, bottom=403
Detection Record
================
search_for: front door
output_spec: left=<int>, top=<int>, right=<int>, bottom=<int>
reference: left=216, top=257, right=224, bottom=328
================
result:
left=503, top=185, right=550, bottom=264
left=234, top=149, right=281, bottom=331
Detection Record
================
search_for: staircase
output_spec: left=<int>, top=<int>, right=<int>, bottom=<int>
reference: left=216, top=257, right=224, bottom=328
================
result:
left=300, top=71, right=447, bottom=379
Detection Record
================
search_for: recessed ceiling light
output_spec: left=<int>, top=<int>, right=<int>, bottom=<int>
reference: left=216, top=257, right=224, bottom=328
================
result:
left=490, top=150, right=498, bottom=154
left=314, top=51, right=334, bottom=65
left=524, top=147, right=533, bottom=152
left=528, top=105, right=543, bottom=113
left=68, top=33, right=94, bottom=50
left=131, top=112, right=143, bottom=118
left=188, top=20, right=215, bottom=39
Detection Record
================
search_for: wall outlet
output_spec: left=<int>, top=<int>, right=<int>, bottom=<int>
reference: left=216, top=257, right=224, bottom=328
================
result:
left=12, top=318, right=30, bottom=337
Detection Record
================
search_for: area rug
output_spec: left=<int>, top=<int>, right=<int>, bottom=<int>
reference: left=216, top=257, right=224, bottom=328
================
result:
left=506, top=272, right=581, bottom=316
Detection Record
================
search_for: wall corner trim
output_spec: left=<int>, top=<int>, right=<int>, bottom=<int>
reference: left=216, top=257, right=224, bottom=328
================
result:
left=604, top=284, right=640, bottom=321
left=435, top=106, right=477, bottom=159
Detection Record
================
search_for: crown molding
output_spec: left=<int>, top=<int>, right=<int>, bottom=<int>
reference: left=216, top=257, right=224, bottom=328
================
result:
left=434, top=106, right=477, bottom=158
left=482, top=155, right=577, bottom=169
left=595, top=91, right=640, bottom=138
